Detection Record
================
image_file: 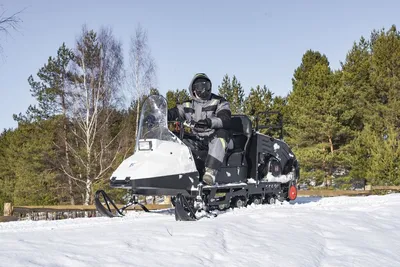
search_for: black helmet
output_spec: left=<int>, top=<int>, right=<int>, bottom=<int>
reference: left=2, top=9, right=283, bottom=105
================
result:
left=191, top=73, right=211, bottom=100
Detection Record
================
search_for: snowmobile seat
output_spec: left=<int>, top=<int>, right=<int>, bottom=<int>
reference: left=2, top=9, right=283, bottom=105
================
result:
left=229, top=115, right=252, bottom=152
left=216, top=115, right=252, bottom=183
left=225, top=115, right=252, bottom=167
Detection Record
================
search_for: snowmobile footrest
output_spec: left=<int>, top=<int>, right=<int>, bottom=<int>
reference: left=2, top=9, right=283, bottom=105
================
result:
left=174, top=193, right=197, bottom=221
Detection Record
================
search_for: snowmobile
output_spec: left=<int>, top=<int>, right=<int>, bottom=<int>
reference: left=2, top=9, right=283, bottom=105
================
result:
left=95, top=95, right=300, bottom=221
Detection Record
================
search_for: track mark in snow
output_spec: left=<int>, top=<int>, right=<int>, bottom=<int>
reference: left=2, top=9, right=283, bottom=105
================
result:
left=215, top=228, right=228, bottom=253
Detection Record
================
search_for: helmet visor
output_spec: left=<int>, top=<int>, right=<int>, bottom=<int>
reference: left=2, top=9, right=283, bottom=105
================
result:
left=193, top=80, right=211, bottom=99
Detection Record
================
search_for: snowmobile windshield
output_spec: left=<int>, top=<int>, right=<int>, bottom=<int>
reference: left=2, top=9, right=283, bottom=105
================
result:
left=136, top=95, right=177, bottom=146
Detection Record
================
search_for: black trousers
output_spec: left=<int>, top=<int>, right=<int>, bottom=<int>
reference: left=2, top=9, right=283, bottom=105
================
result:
left=182, top=129, right=230, bottom=172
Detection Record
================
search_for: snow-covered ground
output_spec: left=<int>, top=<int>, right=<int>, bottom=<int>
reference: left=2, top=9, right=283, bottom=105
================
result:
left=1, top=194, right=400, bottom=267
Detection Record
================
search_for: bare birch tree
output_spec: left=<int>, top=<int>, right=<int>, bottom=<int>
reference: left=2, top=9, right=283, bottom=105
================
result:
left=129, top=24, right=157, bottom=139
left=64, top=26, right=125, bottom=205
left=0, top=6, right=24, bottom=55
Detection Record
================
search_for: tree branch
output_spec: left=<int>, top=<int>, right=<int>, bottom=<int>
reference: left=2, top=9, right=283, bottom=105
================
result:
left=60, top=164, right=86, bottom=185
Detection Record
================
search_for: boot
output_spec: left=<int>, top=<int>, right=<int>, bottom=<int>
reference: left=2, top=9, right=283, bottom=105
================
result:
left=203, top=167, right=217, bottom=185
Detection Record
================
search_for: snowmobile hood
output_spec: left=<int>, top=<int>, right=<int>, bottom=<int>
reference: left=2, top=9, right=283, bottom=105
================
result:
left=188, top=73, right=212, bottom=103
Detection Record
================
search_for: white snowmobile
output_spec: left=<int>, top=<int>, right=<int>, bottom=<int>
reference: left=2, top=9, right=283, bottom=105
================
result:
left=95, top=95, right=300, bottom=221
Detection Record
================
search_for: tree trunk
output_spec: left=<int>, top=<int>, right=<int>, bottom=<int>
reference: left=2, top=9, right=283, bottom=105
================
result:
left=135, top=99, right=140, bottom=140
left=67, top=177, right=74, bottom=205
left=85, top=136, right=92, bottom=205
left=328, top=136, right=334, bottom=186
left=62, top=93, right=75, bottom=205
left=84, top=178, right=92, bottom=205
left=322, top=147, right=327, bottom=187
left=328, top=136, right=334, bottom=155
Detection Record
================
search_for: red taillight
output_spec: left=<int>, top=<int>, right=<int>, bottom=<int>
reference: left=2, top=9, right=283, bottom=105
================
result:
left=288, top=185, right=297, bottom=200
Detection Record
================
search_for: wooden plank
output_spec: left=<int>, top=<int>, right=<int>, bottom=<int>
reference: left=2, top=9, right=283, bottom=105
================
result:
left=371, top=186, right=400, bottom=190
left=3, top=203, right=12, bottom=216
left=13, top=203, right=172, bottom=213
left=0, top=216, right=19, bottom=222
left=298, top=190, right=371, bottom=197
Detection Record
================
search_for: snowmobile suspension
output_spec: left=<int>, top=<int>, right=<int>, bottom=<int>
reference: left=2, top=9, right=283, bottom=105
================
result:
left=173, top=186, right=218, bottom=221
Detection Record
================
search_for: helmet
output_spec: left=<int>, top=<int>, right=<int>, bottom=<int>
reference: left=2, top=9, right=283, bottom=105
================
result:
left=192, top=77, right=212, bottom=100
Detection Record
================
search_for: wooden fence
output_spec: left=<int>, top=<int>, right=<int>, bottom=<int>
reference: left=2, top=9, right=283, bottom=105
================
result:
left=2, top=186, right=400, bottom=223
left=297, top=190, right=371, bottom=197
left=0, top=203, right=172, bottom=222
left=298, top=185, right=400, bottom=196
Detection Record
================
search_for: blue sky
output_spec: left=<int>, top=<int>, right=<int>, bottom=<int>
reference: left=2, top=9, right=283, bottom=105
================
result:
left=0, top=0, right=399, bottom=130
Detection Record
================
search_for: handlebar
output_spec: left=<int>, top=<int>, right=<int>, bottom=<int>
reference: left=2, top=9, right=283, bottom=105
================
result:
left=170, top=120, right=197, bottom=140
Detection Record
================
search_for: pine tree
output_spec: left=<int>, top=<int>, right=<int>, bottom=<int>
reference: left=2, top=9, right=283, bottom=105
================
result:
left=340, top=36, right=374, bottom=183
left=0, top=129, right=17, bottom=214
left=149, top=88, right=160, bottom=96
left=217, top=74, right=245, bottom=114
left=177, top=89, right=190, bottom=103
left=270, top=96, right=287, bottom=138
left=346, top=26, right=400, bottom=185
left=370, top=25, right=400, bottom=129
left=271, top=96, right=287, bottom=117
left=218, top=74, right=232, bottom=101
left=286, top=50, right=352, bottom=186
left=13, top=43, right=74, bottom=122
left=230, top=76, right=245, bottom=114
left=340, top=37, right=373, bottom=132
left=166, top=89, right=190, bottom=109
left=4, top=120, right=60, bottom=206
left=351, top=124, right=400, bottom=185
left=244, top=85, right=274, bottom=134
left=13, top=43, right=76, bottom=204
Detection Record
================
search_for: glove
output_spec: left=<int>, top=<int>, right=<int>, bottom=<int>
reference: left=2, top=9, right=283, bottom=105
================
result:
left=194, top=118, right=212, bottom=131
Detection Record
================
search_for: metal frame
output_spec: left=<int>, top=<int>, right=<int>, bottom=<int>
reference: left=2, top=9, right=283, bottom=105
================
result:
left=255, top=111, right=283, bottom=140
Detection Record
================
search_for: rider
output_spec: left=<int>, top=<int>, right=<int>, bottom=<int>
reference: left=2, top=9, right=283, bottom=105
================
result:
left=167, top=73, right=232, bottom=185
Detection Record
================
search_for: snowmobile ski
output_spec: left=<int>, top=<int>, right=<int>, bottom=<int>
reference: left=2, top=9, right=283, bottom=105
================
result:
left=94, top=189, right=150, bottom=217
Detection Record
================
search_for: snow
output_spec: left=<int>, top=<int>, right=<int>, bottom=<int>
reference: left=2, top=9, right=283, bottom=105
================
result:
left=273, top=143, right=280, bottom=151
left=247, top=178, right=257, bottom=183
left=263, top=172, right=295, bottom=183
left=1, top=194, right=400, bottom=267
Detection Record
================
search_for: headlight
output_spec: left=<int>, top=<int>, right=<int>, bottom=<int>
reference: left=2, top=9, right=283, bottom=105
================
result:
left=138, top=140, right=152, bottom=151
